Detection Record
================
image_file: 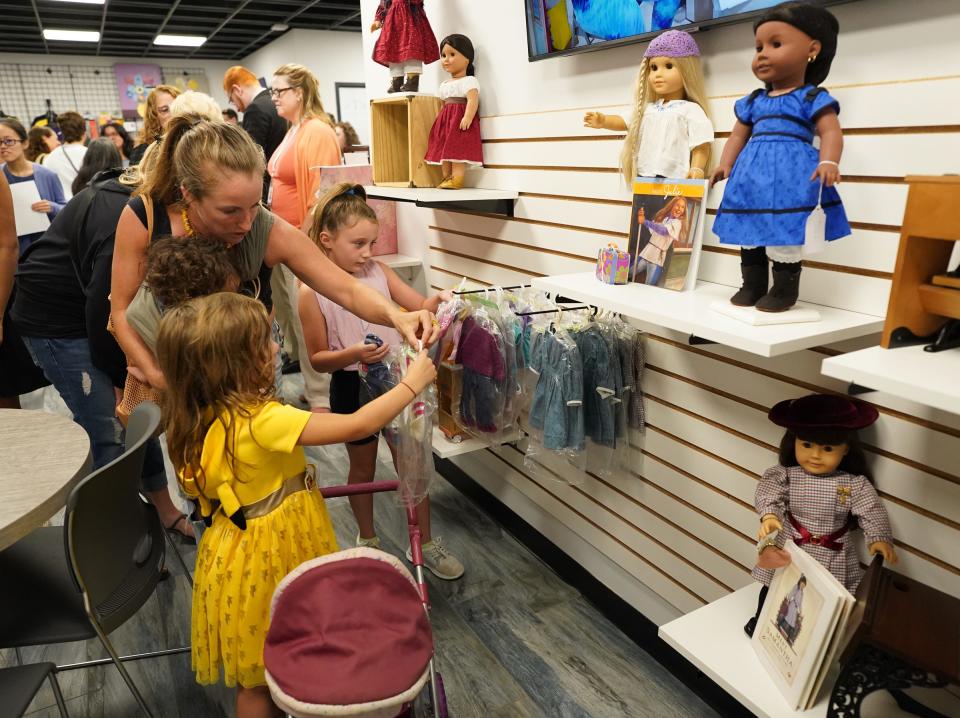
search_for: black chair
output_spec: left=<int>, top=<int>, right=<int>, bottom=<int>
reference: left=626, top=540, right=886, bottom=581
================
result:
left=0, top=402, right=189, bottom=718
left=0, top=662, right=69, bottom=717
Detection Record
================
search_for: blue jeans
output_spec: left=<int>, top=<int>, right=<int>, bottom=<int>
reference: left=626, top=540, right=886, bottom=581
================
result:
left=23, top=336, right=168, bottom=493
left=634, top=258, right=663, bottom=286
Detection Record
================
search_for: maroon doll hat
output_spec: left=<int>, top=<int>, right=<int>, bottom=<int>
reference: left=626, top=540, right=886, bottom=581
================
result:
left=768, top=393, right=878, bottom=430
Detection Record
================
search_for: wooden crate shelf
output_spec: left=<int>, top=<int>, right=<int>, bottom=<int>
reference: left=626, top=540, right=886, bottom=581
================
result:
left=370, top=95, right=443, bottom=188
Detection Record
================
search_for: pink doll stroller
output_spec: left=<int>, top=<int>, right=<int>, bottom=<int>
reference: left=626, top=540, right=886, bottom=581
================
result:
left=263, top=480, right=448, bottom=718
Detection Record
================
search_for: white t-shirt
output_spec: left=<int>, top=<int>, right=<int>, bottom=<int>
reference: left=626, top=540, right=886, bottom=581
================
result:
left=43, top=144, right=87, bottom=199
left=634, top=99, right=713, bottom=179
left=438, top=75, right=480, bottom=101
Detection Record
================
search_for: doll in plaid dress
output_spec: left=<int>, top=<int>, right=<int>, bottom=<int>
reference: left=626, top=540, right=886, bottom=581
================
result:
left=744, top=394, right=897, bottom=637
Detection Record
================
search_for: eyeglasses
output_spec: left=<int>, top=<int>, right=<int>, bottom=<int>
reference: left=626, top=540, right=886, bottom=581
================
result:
left=269, top=87, right=295, bottom=98
left=0, top=138, right=21, bottom=147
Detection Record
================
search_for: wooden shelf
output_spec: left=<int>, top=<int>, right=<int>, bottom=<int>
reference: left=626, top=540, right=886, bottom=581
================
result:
left=659, top=584, right=830, bottom=717
left=821, top=345, right=960, bottom=416
left=363, top=185, right=518, bottom=217
left=531, top=273, right=883, bottom=358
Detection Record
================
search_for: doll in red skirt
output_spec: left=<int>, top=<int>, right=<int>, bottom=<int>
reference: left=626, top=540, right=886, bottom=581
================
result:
left=370, top=0, right=439, bottom=94
left=424, top=34, right=483, bottom=190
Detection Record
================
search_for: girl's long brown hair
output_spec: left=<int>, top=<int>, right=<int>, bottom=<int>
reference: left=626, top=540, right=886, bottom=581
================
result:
left=653, top=196, right=690, bottom=245
left=156, top=293, right=276, bottom=492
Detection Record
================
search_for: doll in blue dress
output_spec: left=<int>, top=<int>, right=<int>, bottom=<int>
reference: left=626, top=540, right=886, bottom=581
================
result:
left=711, top=2, right=851, bottom=312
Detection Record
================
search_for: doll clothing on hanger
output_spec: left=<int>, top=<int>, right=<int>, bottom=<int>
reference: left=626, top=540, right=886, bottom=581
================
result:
left=372, top=0, right=439, bottom=69
left=713, top=87, right=851, bottom=249
left=528, top=329, right=585, bottom=453
left=424, top=76, right=484, bottom=167
left=635, top=99, right=714, bottom=179
left=752, top=464, right=893, bottom=593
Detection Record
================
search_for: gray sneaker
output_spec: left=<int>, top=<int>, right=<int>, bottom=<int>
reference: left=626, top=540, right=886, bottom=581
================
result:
left=406, top=536, right=464, bottom=580
left=356, top=534, right=381, bottom=549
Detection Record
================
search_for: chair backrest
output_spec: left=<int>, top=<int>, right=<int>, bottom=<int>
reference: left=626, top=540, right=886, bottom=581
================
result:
left=65, top=402, right=166, bottom=633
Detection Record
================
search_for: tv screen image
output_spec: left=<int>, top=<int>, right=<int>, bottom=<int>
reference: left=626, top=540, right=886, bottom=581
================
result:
left=525, top=0, right=854, bottom=61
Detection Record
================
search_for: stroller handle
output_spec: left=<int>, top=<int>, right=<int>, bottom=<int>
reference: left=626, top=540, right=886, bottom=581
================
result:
left=319, top=480, right=400, bottom=498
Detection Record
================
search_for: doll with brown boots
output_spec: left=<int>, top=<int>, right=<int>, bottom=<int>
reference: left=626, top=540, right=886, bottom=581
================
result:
left=584, top=29, right=713, bottom=185
left=423, top=35, right=483, bottom=190
left=711, top=2, right=851, bottom=313
left=744, top=394, right=897, bottom=638
left=370, top=0, right=439, bottom=94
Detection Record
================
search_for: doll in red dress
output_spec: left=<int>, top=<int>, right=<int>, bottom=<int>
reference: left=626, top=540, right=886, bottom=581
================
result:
left=423, top=35, right=483, bottom=190
left=370, top=0, right=439, bottom=94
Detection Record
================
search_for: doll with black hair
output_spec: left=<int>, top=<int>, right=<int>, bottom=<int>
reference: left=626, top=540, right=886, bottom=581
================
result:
left=710, top=1, right=851, bottom=312
left=424, top=34, right=483, bottom=190
left=744, top=394, right=897, bottom=637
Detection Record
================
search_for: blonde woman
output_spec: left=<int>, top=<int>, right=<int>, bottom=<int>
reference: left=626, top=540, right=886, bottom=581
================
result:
left=267, top=63, right=342, bottom=372
left=169, top=90, right=223, bottom=123
left=129, top=84, right=181, bottom=166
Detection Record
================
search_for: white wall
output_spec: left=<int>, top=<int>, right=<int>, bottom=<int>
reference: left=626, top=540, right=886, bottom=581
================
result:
left=241, top=29, right=366, bottom=131
left=360, top=0, right=960, bottom=625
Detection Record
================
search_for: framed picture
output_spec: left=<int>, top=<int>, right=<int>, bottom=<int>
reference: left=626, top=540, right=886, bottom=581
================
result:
left=626, top=177, right=707, bottom=292
left=335, top=82, right=369, bottom=146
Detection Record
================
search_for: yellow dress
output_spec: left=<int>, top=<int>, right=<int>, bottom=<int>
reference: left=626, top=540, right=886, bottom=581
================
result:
left=183, top=401, right=339, bottom=688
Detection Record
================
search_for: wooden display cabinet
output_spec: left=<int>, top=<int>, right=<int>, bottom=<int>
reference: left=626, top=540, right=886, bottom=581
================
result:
left=881, top=175, right=960, bottom=351
left=370, top=95, right=443, bottom=188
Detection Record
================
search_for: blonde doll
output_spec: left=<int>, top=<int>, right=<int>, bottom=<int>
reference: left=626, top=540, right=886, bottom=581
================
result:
left=584, top=29, right=713, bottom=184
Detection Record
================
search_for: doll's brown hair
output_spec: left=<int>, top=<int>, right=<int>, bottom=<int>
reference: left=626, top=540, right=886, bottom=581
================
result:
left=619, top=56, right=710, bottom=186
left=307, top=182, right=377, bottom=252
left=778, top=427, right=872, bottom=481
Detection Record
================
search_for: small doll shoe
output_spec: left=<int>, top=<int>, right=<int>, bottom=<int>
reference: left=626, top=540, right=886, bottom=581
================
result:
left=437, top=176, right=464, bottom=190
left=388, top=76, right=403, bottom=94
left=730, top=263, right=769, bottom=307
left=756, top=267, right=801, bottom=312
left=399, top=73, right=420, bottom=93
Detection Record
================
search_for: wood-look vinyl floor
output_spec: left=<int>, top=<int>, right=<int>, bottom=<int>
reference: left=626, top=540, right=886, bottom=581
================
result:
left=6, top=381, right=717, bottom=718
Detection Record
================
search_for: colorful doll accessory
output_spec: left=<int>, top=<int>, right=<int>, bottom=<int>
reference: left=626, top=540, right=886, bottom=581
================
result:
left=596, top=243, right=631, bottom=285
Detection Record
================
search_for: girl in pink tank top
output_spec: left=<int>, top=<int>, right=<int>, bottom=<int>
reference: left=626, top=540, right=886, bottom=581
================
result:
left=298, top=183, right=464, bottom=580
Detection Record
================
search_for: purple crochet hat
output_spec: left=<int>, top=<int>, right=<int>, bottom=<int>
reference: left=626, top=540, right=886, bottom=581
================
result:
left=643, top=30, right=701, bottom=58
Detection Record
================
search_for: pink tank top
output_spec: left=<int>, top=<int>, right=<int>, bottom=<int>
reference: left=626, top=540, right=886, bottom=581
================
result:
left=315, top=261, right=402, bottom=371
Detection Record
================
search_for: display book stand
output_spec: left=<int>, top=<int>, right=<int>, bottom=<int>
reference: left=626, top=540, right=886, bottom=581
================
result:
left=820, top=176, right=960, bottom=414
left=367, top=93, right=517, bottom=217
left=659, top=557, right=959, bottom=718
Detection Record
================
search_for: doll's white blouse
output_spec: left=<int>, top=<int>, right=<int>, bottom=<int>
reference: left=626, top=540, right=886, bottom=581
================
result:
left=438, top=75, right=480, bottom=101
left=634, top=99, right=714, bottom=179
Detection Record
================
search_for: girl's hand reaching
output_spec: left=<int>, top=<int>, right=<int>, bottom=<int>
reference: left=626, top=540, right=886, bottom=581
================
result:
left=355, top=340, right=390, bottom=365
left=403, top=350, right=437, bottom=395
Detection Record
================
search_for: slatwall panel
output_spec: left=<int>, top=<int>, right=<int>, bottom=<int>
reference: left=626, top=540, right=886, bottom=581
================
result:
left=360, top=0, right=960, bottom=622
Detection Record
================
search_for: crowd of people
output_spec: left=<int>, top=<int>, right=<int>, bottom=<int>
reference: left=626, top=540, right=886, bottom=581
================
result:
left=0, top=63, right=458, bottom=718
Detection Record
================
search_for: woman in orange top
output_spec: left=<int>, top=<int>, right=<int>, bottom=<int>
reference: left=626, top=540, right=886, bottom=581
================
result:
left=268, top=64, right=342, bottom=374
left=268, top=64, right=341, bottom=227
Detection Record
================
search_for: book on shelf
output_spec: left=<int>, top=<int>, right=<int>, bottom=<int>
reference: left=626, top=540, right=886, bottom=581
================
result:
left=751, top=540, right=860, bottom=711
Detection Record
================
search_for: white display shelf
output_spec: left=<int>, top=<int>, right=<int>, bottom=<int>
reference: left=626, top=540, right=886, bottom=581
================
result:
left=364, top=186, right=518, bottom=204
left=821, top=345, right=960, bottom=416
left=659, top=584, right=829, bottom=717
left=531, top=273, right=883, bottom=358
left=432, top=426, right=485, bottom=459
left=377, top=253, right=423, bottom=270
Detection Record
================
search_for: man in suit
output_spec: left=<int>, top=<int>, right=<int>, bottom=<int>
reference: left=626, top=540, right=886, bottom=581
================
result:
left=223, top=66, right=287, bottom=203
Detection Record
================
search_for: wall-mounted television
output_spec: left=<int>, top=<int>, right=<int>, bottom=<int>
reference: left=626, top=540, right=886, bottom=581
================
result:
left=525, top=0, right=856, bottom=61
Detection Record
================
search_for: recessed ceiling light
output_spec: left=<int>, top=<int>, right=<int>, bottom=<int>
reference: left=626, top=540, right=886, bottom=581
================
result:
left=49, top=0, right=106, bottom=5
left=271, top=24, right=289, bottom=32
left=42, top=29, right=101, bottom=42
left=154, top=34, right=207, bottom=47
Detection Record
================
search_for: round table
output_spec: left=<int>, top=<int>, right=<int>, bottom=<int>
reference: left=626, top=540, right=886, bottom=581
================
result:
left=0, top=409, right=92, bottom=551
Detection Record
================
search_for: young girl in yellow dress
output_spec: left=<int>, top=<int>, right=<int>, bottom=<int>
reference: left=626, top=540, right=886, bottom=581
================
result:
left=156, top=291, right=436, bottom=718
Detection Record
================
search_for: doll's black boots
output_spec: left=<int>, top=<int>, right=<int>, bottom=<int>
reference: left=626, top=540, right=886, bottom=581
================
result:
left=757, top=265, right=801, bottom=312
left=399, top=73, right=420, bottom=92
left=731, top=264, right=769, bottom=306
left=388, top=76, right=404, bottom=93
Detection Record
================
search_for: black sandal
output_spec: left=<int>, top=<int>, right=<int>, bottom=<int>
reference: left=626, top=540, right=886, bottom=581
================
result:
left=165, top=513, right=197, bottom=545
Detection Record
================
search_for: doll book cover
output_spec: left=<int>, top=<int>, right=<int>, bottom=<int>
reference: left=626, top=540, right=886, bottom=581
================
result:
left=626, top=178, right=707, bottom=292
left=752, top=541, right=856, bottom=710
